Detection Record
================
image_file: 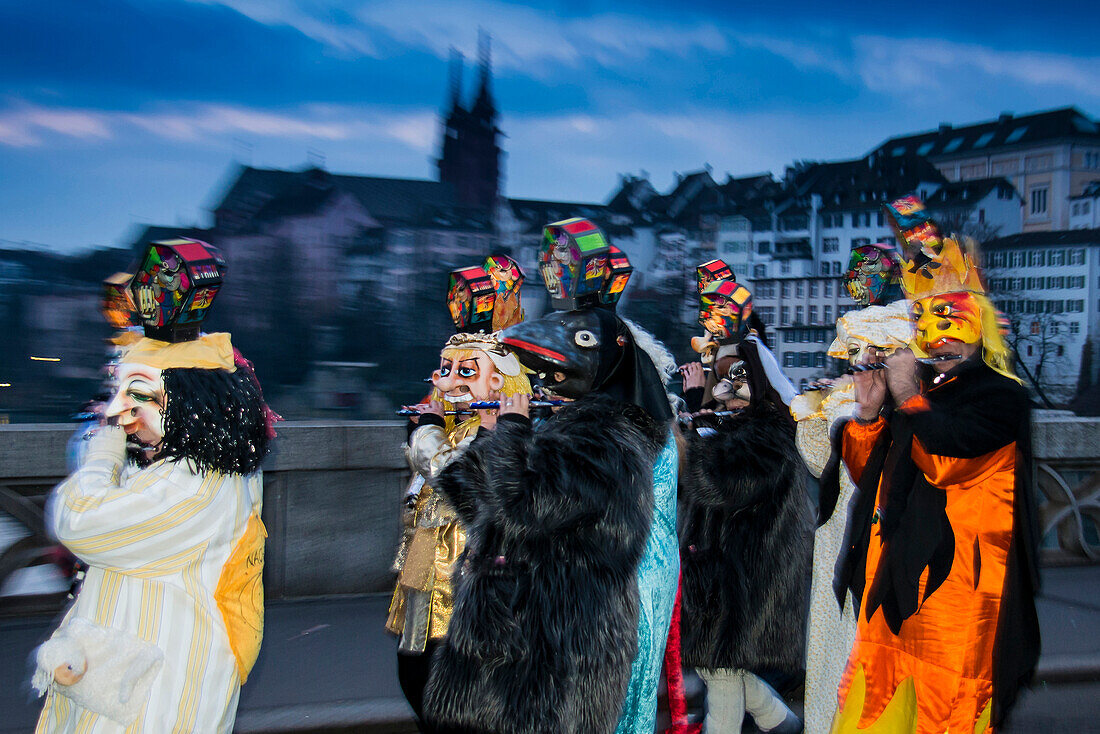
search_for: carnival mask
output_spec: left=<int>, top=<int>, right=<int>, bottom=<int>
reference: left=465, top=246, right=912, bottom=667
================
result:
left=711, top=358, right=750, bottom=403
left=843, top=342, right=893, bottom=366
left=912, top=291, right=982, bottom=353
left=105, top=363, right=166, bottom=454
left=502, top=309, right=615, bottom=399
left=432, top=349, right=506, bottom=404
left=845, top=243, right=901, bottom=307
left=699, top=281, right=753, bottom=343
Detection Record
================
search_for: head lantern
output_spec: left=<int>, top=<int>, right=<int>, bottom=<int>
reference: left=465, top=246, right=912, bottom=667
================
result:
left=696, top=259, right=735, bottom=294
left=538, top=218, right=630, bottom=311
left=887, top=196, right=1017, bottom=381
left=103, top=272, right=137, bottom=331
left=483, top=254, right=525, bottom=331
left=699, top=279, right=753, bottom=346
left=129, top=239, right=225, bottom=343
left=845, top=242, right=903, bottom=307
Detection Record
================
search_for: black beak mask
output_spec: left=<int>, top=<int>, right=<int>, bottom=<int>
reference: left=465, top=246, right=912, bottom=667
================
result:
left=502, top=307, right=673, bottom=422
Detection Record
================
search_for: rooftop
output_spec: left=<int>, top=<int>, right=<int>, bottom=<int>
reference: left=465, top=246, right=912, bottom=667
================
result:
left=985, top=227, right=1100, bottom=249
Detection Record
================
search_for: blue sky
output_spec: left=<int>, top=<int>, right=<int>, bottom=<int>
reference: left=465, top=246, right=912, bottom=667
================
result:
left=1, top=0, right=1098, bottom=251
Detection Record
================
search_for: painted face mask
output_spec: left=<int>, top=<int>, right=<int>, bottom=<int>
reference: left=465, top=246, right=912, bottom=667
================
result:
left=711, top=358, right=750, bottom=403
left=432, top=349, right=506, bottom=404
left=699, top=280, right=753, bottom=343
left=912, top=291, right=982, bottom=352
left=845, top=243, right=902, bottom=307
left=105, top=362, right=166, bottom=456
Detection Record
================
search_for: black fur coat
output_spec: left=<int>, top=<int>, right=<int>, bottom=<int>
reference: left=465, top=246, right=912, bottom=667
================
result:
left=424, top=394, right=667, bottom=734
left=679, top=402, right=811, bottom=674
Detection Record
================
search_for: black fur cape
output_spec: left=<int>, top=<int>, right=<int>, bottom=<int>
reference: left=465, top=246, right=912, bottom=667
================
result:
left=423, top=394, right=667, bottom=734
left=679, top=401, right=811, bottom=674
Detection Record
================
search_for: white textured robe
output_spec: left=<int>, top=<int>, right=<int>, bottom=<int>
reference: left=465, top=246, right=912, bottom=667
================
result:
left=36, top=426, right=262, bottom=734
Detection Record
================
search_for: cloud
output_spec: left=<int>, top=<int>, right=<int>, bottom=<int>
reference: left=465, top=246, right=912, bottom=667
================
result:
left=854, top=36, right=1100, bottom=100
left=0, top=101, right=438, bottom=152
left=189, top=0, right=729, bottom=74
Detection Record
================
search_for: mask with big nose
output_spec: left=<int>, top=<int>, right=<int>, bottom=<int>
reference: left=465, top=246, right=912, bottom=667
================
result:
left=104, top=363, right=166, bottom=455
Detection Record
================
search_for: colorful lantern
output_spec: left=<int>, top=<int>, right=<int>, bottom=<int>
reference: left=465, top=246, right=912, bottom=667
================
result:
left=601, top=246, right=634, bottom=307
left=129, top=239, right=225, bottom=342
left=538, top=218, right=611, bottom=310
left=103, top=271, right=137, bottom=330
left=483, top=254, right=526, bottom=330
left=696, top=259, right=734, bottom=293
left=447, top=265, right=497, bottom=333
left=699, top=279, right=754, bottom=344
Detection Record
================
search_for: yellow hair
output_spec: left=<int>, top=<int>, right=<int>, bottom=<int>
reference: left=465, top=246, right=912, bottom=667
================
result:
left=435, top=345, right=533, bottom=434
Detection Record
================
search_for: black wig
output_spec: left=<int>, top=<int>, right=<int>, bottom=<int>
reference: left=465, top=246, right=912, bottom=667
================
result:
left=157, top=366, right=270, bottom=475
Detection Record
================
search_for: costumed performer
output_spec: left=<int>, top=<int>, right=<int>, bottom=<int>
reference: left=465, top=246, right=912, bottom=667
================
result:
left=35, top=238, right=275, bottom=733
left=423, top=218, right=679, bottom=734
left=830, top=197, right=1040, bottom=733
left=678, top=273, right=808, bottom=734
left=387, top=256, right=531, bottom=732
left=793, top=239, right=910, bottom=734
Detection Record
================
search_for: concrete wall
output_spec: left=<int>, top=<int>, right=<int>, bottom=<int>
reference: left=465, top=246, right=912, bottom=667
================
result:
left=2, top=414, right=1098, bottom=607
left=0, top=421, right=410, bottom=600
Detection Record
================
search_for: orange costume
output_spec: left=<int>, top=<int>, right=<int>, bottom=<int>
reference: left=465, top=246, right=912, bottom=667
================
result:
left=829, top=204, right=1040, bottom=733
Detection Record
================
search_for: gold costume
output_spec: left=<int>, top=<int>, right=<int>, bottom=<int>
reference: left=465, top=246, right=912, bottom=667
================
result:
left=386, top=418, right=479, bottom=653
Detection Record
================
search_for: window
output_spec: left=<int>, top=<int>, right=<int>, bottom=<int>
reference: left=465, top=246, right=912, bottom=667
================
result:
left=1005, top=126, right=1027, bottom=143
left=1030, top=320, right=1041, bottom=335
left=758, top=241, right=772, bottom=255
left=1030, top=187, right=1048, bottom=216
left=1068, top=299, right=1085, bottom=312
left=852, top=237, right=871, bottom=249
left=781, top=260, right=791, bottom=274
left=1073, top=202, right=1082, bottom=216
left=974, top=131, right=994, bottom=148
left=821, top=262, right=830, bottom=275
left=757, top=282, right=776, bottom=299
left=1027, top=344, right=1034, bottom=356
left=809, top=281, right=818, bottom=298
left=876, top=211, right=885, bottom=227
left=917, top=141, right=934, bottom=156
left=1047, top=276, right=1065, bottom=289
left=1009, top=251, right=1026, bottom=268
left=850, top=212, right=860, bottom=228
left=781, top=282, right=791, bottom=299
left=1070, top=276, right=1085, bottom=289
left=1069, top=249, right=1086, bottom=266
left=754, top=264, right=766, bottom=278
left=796, top=281, right=805, bottom=298
left=1070, top=322, right=1080, bottom=335
left=800, top=352, right=812, bottom=368
left=815, top=352, right=826, bottom=368
left=824, top=280, right=833, bottom=297
left=862, top=212, right=872, bottom=227
left=784, top=352, right=795, bottom=368
left=758, top=306, right=776, bottom=325
left=1029, top=251, right=1045, bottom=267
left=823, top=237, right=840, bottom=253
left=795, top=306, right=804, bottom=323
left=833, top=262, right=841, bottom=275
left=824, top=305, right=832, bottom=322
left=809, top=306, right=818, bottom=323
left=1049, top=250, right=1066, bottom=267
left=780, top=306, right=790, bottom=323
left=990, top=252, right=1006, bottom=267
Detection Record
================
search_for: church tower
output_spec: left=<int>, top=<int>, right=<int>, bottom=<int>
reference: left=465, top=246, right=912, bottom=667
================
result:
left=437, top=30, right=502, bottom=210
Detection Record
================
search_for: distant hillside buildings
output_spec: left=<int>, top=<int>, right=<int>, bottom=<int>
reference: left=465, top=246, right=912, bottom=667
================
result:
left=121, top=40, right=1100, bottom=408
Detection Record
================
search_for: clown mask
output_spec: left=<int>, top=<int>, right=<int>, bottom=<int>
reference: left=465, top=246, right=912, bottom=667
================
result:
left=845, top=244, right=901, bottom=307
left=912, top=291, right=982, bottom=354
left=843, top=341, right=892, bottom=366
left=105, top=362, right=166, bottom=455
left=432, top=349, right=505, bottom=404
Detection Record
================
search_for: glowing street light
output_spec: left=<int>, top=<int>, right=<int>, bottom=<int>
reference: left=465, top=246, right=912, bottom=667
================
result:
left=30, top=356, right=61, bottom=362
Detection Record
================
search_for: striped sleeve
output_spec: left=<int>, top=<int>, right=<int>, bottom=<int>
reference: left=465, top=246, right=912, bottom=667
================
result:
left=50, top=428, right=231, bottom=571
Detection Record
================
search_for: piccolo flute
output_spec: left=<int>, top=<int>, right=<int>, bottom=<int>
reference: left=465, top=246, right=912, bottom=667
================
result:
left=396, top=399, right=565, bottom=416
left=846, top=354, right=962, bottom=374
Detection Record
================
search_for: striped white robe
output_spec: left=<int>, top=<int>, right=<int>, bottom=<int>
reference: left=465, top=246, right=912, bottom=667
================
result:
left=36, top=426, right=262, bottom=734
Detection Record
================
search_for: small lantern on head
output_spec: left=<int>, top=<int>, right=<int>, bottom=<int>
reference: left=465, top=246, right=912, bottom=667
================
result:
left=483, top=254, right=525, bottom=331
left=696, top=259, right=734, bottom=294
left=103, top=272, right=137, bottom=331
left=128, top=239, right=225, bottom=343
left=883, top=195, right=945, bottom=276
left=600, top=245, right=634, bottom=308
left=447, top=266, right=497, bottom=334
left=539, top=217, right=618, bottom=311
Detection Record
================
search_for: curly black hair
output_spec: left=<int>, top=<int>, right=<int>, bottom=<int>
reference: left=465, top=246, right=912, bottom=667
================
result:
left=157, top=367, right=271, bottom=475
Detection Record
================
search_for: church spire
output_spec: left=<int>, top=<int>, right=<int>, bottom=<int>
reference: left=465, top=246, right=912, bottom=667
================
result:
left=472, top=27, right=495, bottom=121
left=447, top=46, right=464, bottom=111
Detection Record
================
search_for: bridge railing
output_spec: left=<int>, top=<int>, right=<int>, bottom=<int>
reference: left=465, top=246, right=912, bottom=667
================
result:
left=1, top=413, right=1097, bottom=614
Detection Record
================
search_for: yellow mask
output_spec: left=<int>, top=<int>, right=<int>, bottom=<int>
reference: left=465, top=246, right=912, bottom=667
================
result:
left=912, top=291, right=982, bottom=351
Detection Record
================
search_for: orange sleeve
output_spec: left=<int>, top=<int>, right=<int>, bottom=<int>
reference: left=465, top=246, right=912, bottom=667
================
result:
left=841, top=417, right=887, bottom=484
left=911, top=436, right=1016, bottom=489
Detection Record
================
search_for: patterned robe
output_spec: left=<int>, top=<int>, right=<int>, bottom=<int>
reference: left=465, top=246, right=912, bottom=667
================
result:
left=615, top=433, right=680, bottom=734
left=37, top=426, right=263, bottom=734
